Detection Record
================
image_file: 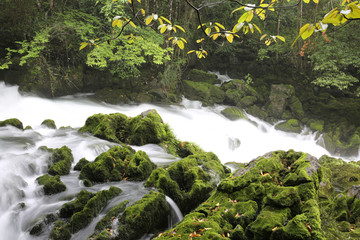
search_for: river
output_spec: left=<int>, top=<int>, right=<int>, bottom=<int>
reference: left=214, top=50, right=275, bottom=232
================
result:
left=0, top=81, right=358, bottom=239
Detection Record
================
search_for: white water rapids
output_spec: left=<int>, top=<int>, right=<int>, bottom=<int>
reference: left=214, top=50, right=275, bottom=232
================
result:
left=0, top=81, right=358, bottom=239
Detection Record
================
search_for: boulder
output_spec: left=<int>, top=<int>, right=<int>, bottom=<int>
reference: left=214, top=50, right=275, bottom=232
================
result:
left=41, top=119, right=57, bottom=129
left=0, top=118, right=23, bottom=129
left=36, top=174, right=66, bottom=195
left=185, top=69, right=220, bottom=84
left=221, top=107, right=248, bottom=121
left=183, top=80, right=225, bottom=106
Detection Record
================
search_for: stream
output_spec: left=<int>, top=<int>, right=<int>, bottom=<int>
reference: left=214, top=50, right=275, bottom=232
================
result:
left=0, top=81, right=358, bottom=239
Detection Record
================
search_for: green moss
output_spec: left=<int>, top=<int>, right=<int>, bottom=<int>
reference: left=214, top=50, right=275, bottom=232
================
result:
left=183, top=80, right=225, bottom=106
left=185, top=69, right=219, bottom=84
left=309, top=119, right=324, bottom=132
left=117, top=191, right=170, bottom=240
left=59, top=190, right=95, bottom=218
left=288, top=96, right=305, bottom=120
left=271, top=213, right=311, bottom=240
left=48, top=146, right=74, bottom=176
left=36, top=174, right=66, bottom=195
left=246, top=206, right=291, bottom=240
left=275, top=119, right=302, bottom=133
left=49, top=220, right=71, bottom=240
left=95, top=200, right=129, bottom=232
left=41, top=119, right=56, bottom=129
left=221, top=107, right=248, bottom=121
left=69, top=186, right=122, bottom=233
left=0, top=118, right=23, bottom=129
left=73, top=158, right=89, bottom=171
left=80, top=146, right=155, bottom=183
left=79, top=112, right=129, bottom=144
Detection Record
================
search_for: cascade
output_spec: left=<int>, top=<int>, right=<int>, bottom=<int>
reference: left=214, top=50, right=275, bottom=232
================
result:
left=166, top=196, right=184, bottom=228
left=0, top=81, right=358, bottom=239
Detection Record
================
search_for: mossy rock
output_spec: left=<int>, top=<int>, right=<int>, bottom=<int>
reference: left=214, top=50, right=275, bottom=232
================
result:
left=116, top=191, right=170, bottom=240
left=0, top=118, right=23, bottom=129
left=94, top=87, right=131, bottom=104
left=69, top=186, right=122, bottom=233
left=145, top=152, right=229, bottom=213
left=36, top=174, right=66, bottom=195
left=267, top=84, right=295, bottom=118
left=79, top=109, right=176, bottom=147
left=95, top=200, right=129, bottom=232
left=322, top=126, right=360, bottom=156
left=48, top=146, right=74, bottom=176
left=59, top=190, right=95, bottom=218
left=73, top=158, right=89, bottom=171
left=80, top=146, right=156, bottom=183
left=288, top=95, right=305, bottom=120
left=158, top=150, right=325, bottom=240
left=49, top=220, right=71, bottom=240
left=245, top=105, right=268, bottom=120
left=185, top=69, right=220, bottom=84
left=308, top=119, right=324, bottom=132
left=41, top=119, right=57, bottom=129
left=221, top=79, right=259, bottom=107
left=275, top=119, right=302, bottom=133
left=221, top=107, right=248, bottom=121
left=239, top=96, right=258, bottom=107
left=79, top=112, right=129, bottom=144
left=183, top=80, right=225, bottom=106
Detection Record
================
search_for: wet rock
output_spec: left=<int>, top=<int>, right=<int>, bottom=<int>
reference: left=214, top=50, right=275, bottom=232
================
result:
left=116, top=191, right=170, bottom=240
left=0, top=118, right=23, bottom=129
left=221, top=107, right=248, bottom=121
left=183, top=80, right=225, bottom=106
left=73, top=157, right=89, bottom=171
left=36, top=174, right=66, bottom=195
left=48, top=146, right=74, bottom=176
left=80, top=146, right=155, bottom=183
left=185, top=69, right=220, bottom=85
left=275, top=119, right=302, bottom=133
left=41, top=119, right=56, bottom=129
left=267, top=84, right=294, bottom=118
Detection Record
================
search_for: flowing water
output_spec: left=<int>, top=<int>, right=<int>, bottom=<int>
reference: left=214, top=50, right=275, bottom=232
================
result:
left=0, top=81, right=358, bottom=239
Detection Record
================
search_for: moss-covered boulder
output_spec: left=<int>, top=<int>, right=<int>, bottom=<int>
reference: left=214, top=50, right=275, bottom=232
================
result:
left=79, top=112, right=129, bottom=144
left=183, top=80, right=225, bottom=106
left=36, top=174, right=66, bottom=195
left=94, top=200, right=129, bottom=232
left=116, top=191, right=170, bottom=240
left=155, top=150, right=325, bottom=240
left=80, top=146, right=156, bottom=183
left=50, top=186, right=122, bottom=239
left=59, top=190, right=95, bottom=218
left=275, top=119, right=302, bottom=133
left=267, top=84, right=295, bottom=118
left=41, top=119, right=57, bottom=129
left=79, top=109, right=176, bottom=147
left=185, top=69, right=220, bottom=84
left=73, top=158, right=89, bottom=171
left=94, top=87, right=131, bottom=104
left=322, top=125, right=360, bottom=156
left=48, top=146, right=74, bottom=176
left=0, top=118, right=23, bottom=129
left=145, top=152, right=230, bottom=213
left=221, top=79, right=260, bottom=107
left=308, top=119, right=325, bottom=132
left=221, top=107, right=248, bottom=121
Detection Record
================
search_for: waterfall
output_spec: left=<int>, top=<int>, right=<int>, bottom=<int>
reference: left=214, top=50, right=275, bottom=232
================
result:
left=166, top=196, right=183, bottom=228
left=0, top=81, right=358, bottom=239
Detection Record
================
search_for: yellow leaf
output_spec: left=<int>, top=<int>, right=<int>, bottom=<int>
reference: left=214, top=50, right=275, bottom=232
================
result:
left=160, top=25, right=167, bottom=33
left=260, top=34, right=267, bottom=40
left=79, top=42, right=88, bottom=50
left=137, top=0, right=141, bottom=2
left=246, top=11, right=254, bottom=22
left=140, top=9, right=145, bottom=16
left=300, top=24, right=315, bottom=40
left=196, top=38, right=204, bottom=43
left=341, top=0, right=347, bottom=5
left=231, top=6, right=245, bottom=16
left=128, top=0, right=131, bottom=3
left=177, top=40, right=184, bottom=49
left=265, top=39, right=271, bottom=45
left=238, top=12, right=250, bottom=23
left=243, top=26, right=249, bottom=34
left=214, top=26, right=220, bottom=33
left=205, top=27, right=211, bottom=36
left=145, top=16, right=153, bottom=25
left=253, top=24, right=262, bottom=34
left=249, top=24, right=254, bottom=33
left=313, top=0, right=319, bottom=3
left=175, top=25, right=186, bottom=32
left=276, top=35, right=285, bottom=42
left=112, top=19, right=119, bottom=27
left=160, top=16, right=172, bottom=25
left=158, top=18, right=163, bottom=26
left=187, top=50, right=195, bottom=54
left=225, top=33, right=234, bottom=43
left=212, top=33, right=221, bottom=40
left=181, top=38, right=187, bottom=43
left=215, top=22, right=225, bottom=30
left=303, top=0, right=310, bottom=3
